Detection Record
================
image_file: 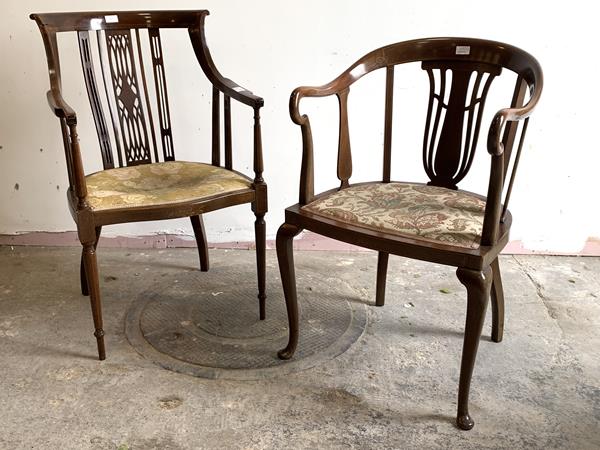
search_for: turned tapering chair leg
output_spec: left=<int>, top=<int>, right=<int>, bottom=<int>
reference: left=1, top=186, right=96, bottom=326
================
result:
left=190, top=215, right=209, bottom=272
left=80, top=226, right=102, bottom=296
left=276, top=223, right=302, bottom=360
left=254, top=212, right=267, bottom=320
left=490, top=258, right=504, bottom=343
left=82, top=242, right=106, bottom=360
left=375, top=252, right=389, bottom=306
left=455, top=266, right=492, bottom=430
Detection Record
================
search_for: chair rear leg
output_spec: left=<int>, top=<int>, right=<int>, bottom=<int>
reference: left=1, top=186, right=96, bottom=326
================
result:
left=80, top=226, right=102, bottom=296
left=375, top=252, right=389, bottom=306
left=276, top=223, right=302, bottom=360
left=254, top=212, right=266, bottom=320
left=190, top=215, right=209, bottom=272
left=490, top=258, right=504, bottom=343
left=82, top=242, right=106, bottom=360
left=455, top=266, right=492, bottom=430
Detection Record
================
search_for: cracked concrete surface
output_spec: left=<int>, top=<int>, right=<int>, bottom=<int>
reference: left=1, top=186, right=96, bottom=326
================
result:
left=0, top=247, right=598, bottom=449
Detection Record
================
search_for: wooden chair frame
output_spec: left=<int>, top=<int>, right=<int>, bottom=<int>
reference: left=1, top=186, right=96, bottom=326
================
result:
left=31, top=10, right=267, bottom=360
left=276, top=37, right=543, bottom=430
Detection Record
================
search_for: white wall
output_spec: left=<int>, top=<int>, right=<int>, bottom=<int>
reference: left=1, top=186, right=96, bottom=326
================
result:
left=1, top=0, right=598, bottom=253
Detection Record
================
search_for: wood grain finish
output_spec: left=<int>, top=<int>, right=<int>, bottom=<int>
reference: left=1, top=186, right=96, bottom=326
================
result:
left=78, top=31, right=114, bottom=169
left=148, top=28, right=174, bottom=161
left=105, top=29, right=152, bottom=165
left=336, top=88, right=352, bottom=188
left=422, top=61, right=500, bottom=189
left=31, top=10, right=267, bottom=360
left=279, top=37, right=542, bottom=430
left=382, top=66, right=394, bottom=183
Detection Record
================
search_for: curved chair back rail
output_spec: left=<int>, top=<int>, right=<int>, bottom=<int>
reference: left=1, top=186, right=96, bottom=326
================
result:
left=30, top=10, right=268, bottom=361
left=289, top=37, right=543, bottom=248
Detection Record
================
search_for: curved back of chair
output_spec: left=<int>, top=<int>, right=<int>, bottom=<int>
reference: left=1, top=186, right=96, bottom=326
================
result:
left=32, top=11, right=201, bottom=169
left=291, top=37, right=542, bottom=245
left=333, top=38, right=541, bottom=188
left=31, top=10, right=263, bottom=176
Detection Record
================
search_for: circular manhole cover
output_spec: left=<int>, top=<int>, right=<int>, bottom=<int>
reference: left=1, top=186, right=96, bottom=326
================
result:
left=125, top=267, right=367, bottom=380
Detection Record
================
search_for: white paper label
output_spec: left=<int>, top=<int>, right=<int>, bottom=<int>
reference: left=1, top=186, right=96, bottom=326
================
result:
left=456, top=45, right=470, bottom=55
left=105, top=15, right=119, bottom=23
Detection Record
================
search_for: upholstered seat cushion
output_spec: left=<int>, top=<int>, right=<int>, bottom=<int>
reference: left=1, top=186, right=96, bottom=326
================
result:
left=85, top=161, right=252, bottom=211
left=301, top=183, right=487, bottom=249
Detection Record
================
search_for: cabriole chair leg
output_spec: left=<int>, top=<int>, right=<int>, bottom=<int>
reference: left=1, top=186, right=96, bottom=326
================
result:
left=490, top=258, right=505, bottom=343
left=190, top=215, right=209, bottom=272
left=82, top=242, right=106, bottom=360
left=276, top=223, right=302, bottom=360
left=455, top=266, right=492, bottom=430
left=254, top=212, right=267, bottom=320
left=375, top=252, right=389, bottom=306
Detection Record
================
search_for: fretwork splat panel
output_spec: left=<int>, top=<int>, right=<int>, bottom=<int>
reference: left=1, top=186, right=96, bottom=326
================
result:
left=422, top=61, right=501, bottom=189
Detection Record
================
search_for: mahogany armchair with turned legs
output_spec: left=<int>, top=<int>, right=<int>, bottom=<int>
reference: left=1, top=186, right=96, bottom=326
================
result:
left=276, top=38, right=542, bottom=430
left=31, top=10, right=267, bottom=360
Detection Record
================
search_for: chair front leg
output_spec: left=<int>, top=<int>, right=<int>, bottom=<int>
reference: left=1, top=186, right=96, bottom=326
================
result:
left=254, top=212, right=266, bottom=320
left=190, top=215, right=209, bottom=272
left=375, top=252, right=389, bottom=306
left=490, top=257, right=504, bottom=343
left=80, top=226, right=102, bottom=296
left=82, top=240, right=106, bottom=360
left=276, top=223, right=302, bottom=360
left=455, top=266, right=492, bottom=430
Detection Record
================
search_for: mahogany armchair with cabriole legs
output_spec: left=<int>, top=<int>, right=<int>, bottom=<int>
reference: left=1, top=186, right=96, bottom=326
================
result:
left=276, top=38, right=542, bottom=429
left=30, top=10, right=267, bottom=361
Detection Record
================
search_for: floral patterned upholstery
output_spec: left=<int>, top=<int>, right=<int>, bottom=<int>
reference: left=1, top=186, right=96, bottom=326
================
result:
left=301, top=183, right=487, bottom=249
left=85, top=161, right=252, bottom=211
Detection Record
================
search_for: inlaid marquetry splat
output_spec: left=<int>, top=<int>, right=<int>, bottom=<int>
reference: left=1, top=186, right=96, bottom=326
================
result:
left=105, top=30, right=152, bottom=166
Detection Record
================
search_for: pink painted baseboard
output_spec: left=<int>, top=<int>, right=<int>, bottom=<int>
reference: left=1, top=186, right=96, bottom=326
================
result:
left=0, top=231, right=598, bottom=255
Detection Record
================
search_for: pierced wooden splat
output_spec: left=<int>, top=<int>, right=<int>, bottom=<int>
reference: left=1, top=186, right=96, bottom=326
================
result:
left=422, top=61, right=501, bottom=189
left=97, top=30, right=123, bottom=168
left=134, top=29, right=159, bottom=163
left=78, top=31, right=114, bottom=169
left=149, top=28, right=175, bottom=161
left=105, top=29, right=152, bottom=166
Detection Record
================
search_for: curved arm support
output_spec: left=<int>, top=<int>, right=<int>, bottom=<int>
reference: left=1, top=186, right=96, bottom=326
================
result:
left=290, top=87, right=330, bottom=205
left=188, top=13, right=263, bottom=108
left=487, top=78, right=542, bottom=156
left=47, top=89, right=77, bottom=124
left=289, top=79, right=356, bottom=204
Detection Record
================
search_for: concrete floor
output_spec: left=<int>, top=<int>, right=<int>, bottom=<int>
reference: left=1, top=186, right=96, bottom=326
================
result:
left=0, top=246, right=598, bottom=449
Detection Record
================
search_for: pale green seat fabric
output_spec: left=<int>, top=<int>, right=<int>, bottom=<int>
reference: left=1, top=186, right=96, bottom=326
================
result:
left=301, top=182, right=486, bottom=249
left=85, top=161, right=252, bottom=211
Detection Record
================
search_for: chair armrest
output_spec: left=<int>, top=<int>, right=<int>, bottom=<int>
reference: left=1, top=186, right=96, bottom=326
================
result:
left=289, top=84, right=341, bottom=125
left=213, top=75, right=263, bottom=109
left=46, top=89, right=77, bottom=124
left=487, top=82, right=541, bottom=156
